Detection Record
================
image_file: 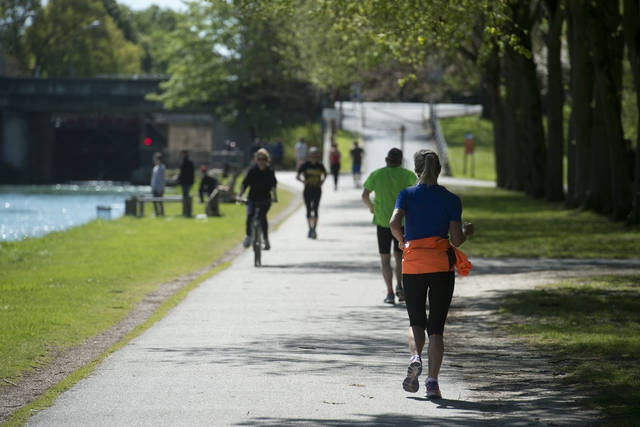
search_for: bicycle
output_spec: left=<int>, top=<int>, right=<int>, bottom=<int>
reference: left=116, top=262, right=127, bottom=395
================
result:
left=236, top=197, right=263, bottom=267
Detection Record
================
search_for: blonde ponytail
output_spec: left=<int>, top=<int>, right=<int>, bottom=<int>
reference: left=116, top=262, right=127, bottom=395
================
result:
left=414, top=149, right=441, bottom=186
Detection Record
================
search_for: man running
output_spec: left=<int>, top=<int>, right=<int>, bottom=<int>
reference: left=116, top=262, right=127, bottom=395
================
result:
left=362, top=148, right=416, bottom=304
left=350, top=140, right=364, bottom=188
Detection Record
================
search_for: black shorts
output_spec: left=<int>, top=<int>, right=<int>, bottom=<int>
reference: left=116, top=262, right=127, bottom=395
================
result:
left=403, top=271, right=454, bottom=336
left=377, top=225, right=402, bottom=255
left=303, top=186, right=322, bottom=218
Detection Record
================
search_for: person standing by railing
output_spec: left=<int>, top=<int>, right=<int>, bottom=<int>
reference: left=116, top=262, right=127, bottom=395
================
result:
left=150, top=152, right=165, bottom=217
left=177, top=150, right=194, bottom=217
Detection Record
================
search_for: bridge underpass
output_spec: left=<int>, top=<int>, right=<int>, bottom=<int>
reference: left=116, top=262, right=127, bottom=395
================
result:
left=0, top=77, right=210, bottom=184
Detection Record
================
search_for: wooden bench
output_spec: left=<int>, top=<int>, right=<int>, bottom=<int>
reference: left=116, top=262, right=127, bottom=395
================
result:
left=136, top=195, right=192, bottom=217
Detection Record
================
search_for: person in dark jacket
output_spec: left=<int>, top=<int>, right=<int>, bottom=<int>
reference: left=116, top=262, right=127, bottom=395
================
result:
left=238, top=148, right=278, bottom=250
left=177, top=150, right=195, bottom=217
left=198, top=165, right=219, bottom=203
left=177, top=150, right=195, bottom=198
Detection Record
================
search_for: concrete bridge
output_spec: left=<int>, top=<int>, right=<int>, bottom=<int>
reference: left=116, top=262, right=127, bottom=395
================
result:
left=0, top=77, right=216, bottom=184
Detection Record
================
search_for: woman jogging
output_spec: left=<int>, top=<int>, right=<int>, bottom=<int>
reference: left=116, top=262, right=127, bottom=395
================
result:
left=389, top=149, right=474, bottom=399
left=238, top=148, right=277, bottom=250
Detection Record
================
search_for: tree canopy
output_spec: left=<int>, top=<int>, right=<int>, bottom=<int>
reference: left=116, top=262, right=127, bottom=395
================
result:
left=2, top=0, right=638, bottom=222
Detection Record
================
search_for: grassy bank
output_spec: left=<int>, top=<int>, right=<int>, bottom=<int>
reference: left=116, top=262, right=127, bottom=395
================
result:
left=0, top=188, right=293, bottom=384
left=439, top=114, right=496, bottom=182
left=456, top=185, right=640, bottom=258
left=498, top=275, right=640, bottom=425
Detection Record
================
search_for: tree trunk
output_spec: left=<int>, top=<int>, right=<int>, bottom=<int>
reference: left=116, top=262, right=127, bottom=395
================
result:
left=481, top=44, right=508, bottom=188
left=624, top=0, right=640, bottom=224
left=566, top=0, right=594, bottom=209
left=503, top=45, right=526, bottom=191
left=589, top=1, right=631, bottom=220
left=502, top=0, right=547, bottom=197
left=544, top=0, right=565, bottom=202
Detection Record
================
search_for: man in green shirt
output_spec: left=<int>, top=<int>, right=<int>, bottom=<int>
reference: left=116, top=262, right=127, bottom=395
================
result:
left=362, top=148, right=416, bottom=304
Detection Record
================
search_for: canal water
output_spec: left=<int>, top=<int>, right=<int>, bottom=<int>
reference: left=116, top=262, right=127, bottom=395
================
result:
left=0, top=182, right=147, bottom=242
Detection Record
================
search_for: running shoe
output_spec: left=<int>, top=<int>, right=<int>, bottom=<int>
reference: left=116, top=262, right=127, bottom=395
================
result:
left=395, top=285, right=405, bottom=302
left=402, top=357, right=422, bottom=393
left=242, top=235, right=251, bottom=248
left=384, top=292, right=395, bottom=304
left=263, top=240, right=270, bottom=250
left=426, top=379, right=442, bottom=399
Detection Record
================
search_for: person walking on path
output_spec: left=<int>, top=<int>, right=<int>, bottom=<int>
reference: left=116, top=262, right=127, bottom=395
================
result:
left=389, top=149, right=474, bottom=399
left=294, top=137, right=308, bottom=170
left=350, top=140, right=364, bottom=188
left=296, top=146, right=327, bottom=239
left=238, top=148, right=278, bottom=250
left=328, top=140, right=342, bottom=191
left=150, top=152, right=166, bottom=217
left=362, top=148, right=416, bottom=305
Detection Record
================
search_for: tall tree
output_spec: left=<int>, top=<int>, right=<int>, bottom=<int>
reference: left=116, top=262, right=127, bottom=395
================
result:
left=0, top=0, right=40, bottom=74
left=152, top=0, right=317, bottom=139
left=624, top=0, right=640, bottom=224
left=126, top=5, right=180, bottom=75
left=566, top=0, right=594, bottom=210
left=542, top=0, right=565, bottom=202
left=589, top=1, right=630, bottom=219
left=25, top=0, right=142, bottom=77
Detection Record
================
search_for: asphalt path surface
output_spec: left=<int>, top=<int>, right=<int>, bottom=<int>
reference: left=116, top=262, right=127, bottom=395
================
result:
left=27, top=103, right=631, bottom=426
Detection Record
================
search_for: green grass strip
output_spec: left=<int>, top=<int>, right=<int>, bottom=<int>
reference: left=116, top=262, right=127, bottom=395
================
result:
left=0, top=190, right=292, bottom=382
left=498, top=275, right=640, bottom=425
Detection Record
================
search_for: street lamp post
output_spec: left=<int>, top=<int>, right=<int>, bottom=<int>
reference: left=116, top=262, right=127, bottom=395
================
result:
left=399, top=124, right=406, bottom=158
left=68, top=19, right=100, bottom=78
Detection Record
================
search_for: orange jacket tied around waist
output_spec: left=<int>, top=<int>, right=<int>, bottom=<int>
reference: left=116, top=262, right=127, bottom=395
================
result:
left=402, top=236, right=472, bottom=276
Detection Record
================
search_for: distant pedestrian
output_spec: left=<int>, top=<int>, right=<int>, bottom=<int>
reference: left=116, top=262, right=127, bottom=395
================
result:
left=238, top=148, right=278, bottom=250
left=150, top=152, right=165, bottom=217
left=272, top=140, right=284, bottom=169
left=328, top=140, right=342, bottom=190
left=177, top=150, right=195, bottom=217
left=389, top=149, right=473, bottom=399
left=350, top=140, right=364, bottom=188
left=294, top=137, right=308, bottom=170
left=362, top=148, right=416, bottom=305
left=296, top=146, right=327, bottom=239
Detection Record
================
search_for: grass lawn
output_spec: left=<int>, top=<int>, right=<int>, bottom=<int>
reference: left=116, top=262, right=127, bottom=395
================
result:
left=498, top=275, right=640, bottom=425
left=439, top=114, right=496, bottom=182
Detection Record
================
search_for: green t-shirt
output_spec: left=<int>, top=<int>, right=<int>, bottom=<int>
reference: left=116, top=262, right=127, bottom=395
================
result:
left=363, top=166, right=416, bottom=227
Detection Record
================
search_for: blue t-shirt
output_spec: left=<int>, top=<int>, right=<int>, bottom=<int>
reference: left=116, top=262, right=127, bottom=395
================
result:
left=395, top=184, right=462, bottom=241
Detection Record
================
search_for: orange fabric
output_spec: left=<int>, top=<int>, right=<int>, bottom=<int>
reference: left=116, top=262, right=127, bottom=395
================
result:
left=453, top=246, right=472, bottom=276
left=402, top=236, right=473, bottom=276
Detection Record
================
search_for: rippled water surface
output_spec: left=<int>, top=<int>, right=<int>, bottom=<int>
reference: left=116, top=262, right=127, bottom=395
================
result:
left=0, top=183, right=147, bottom=242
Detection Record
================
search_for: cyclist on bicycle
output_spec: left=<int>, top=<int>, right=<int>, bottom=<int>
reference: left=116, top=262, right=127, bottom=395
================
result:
left=238, top=148, right=278, bottom=250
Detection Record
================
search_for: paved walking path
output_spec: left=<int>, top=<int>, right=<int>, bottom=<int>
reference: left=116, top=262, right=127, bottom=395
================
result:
left=26, top=103, right=640, bottom=425
left=27, top=169, right=639, bottom=426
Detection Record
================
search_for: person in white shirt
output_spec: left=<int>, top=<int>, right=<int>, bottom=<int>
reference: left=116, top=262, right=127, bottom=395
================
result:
left=294, top=137, right=308, bottom=169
